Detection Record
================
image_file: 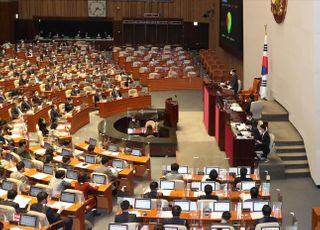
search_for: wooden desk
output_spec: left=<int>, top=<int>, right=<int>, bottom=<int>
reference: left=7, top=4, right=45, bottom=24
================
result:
left=312, top=207, right=320, bottom=230
left=203, top=82, right=217, bottom=136
left=181, top=173, right=260, bottom=183
left=0, top=102, right=13, bottom=122
left=140, top=77, right=202, bottom=91
left=24, top=105, right=51, bottom=132
left=96, top=95, right=151, bottom=118
left=66, top=107, right=90, bottom=134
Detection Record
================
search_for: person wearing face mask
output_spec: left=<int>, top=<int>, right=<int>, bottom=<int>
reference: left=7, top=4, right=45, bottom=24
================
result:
left=254, top=124, right=270, bottom=161
left=229, top=69, right=239, bottom=93
left=30, top=191, right=73, bottom=230
left=111, top=86, right=122, bottom=99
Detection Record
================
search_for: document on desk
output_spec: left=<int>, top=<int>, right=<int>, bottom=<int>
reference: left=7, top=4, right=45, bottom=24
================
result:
left=183, top=174, right=192, bottom=180
left=75, top=163, right=90, bottom=169
left=240, top=192, right=251, bottom=201
left=32, top=172, right=50, bottom=180
left=14, top=195, right=31, bottom=208
left=74, top=149, right=84, bottom=156
left=49, top=201, right=73, bottom=210
left=8, top=167, right=17, bottom=172
left=251, top=212, right=264, bottom=219
left=101, top=150, right=119, bottom=156
left=211, top=212, right=223, bottom=219
left=53, top=156, right=63, bottom=162
left=34, top=148, right=46, bottom=155
left=160, top=190, right=172, bottom=196
left=0, top=189, right=8, bottom=197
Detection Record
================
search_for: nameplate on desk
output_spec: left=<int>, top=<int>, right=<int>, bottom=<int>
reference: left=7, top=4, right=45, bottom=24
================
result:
left=193, top=191, right=205, bottom=197
left=8, top=167, right=17, bottom=172
left=128, top=211, right=141, bottom=217
left=210, top=212, right=223, bottom=219
left=0, top=189, right=8, bottom=197
left=74, top=149, right=84, bottom=156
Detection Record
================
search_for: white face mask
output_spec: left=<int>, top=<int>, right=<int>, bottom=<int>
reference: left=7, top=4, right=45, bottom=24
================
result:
left=230, top=71, right=233, bottom=75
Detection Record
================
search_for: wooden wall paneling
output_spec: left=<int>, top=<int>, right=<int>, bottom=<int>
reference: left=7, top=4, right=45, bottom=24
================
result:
left=146, top=24, right=157, bottom=45
left=0, top=0, right=18, bottom=43
left=113, top=20, right=123, bottom=45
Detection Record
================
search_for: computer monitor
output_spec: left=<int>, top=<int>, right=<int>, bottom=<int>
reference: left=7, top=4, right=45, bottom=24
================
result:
left=88, top=138, right=97, bottom=147
left=253, top=201, right=270, bottom=212
left=23, top=159, right=32, bottom=168
left=108, top=224, right=128, bottom=230
left=228, top=167, right=238, bottom=174
left=241, top=181, right=256, bottom=191
left=19, top=214, right=38, bottom=228
left=191, top=181, right=201, bottom=190
left=5, top=153, right=13, bottom=161
left=29, top=186, right=44, bottom=197
left=213, top=201, right=230, bottom=212
left=131, top=149, right=142, bottom=156
left=190, top=201, right=197, bottom=211
left=237, top=166, right=251, bottom=175
left=108, top=144, right=118, bottom=152
left=178, top=165, right=188, bottom=174
left=134, top=198, right=151, bottom=210
left=112, top=159, right=124, bottom=169
left=43, top=164, right=54, bottom=175
left=160, top=180, right=175, bottom=190
left=61, top=148, right=72, bottom=157
left=92, top=174, right=107, bottom=184
left=2, top=180, right=14, bottom=191
left=66, top=169, right=78, bottom=180
left=242, top=201, right=253, bottom=211
left=204, top=166, right=220, bottom=175
left=201, top=181, right=216, bottom=191
left=173, top=200, right=190, bottom=212
left=60, top=192, right=76, bottom=203
left=43, top=142, right=51, bottom=149
left=85, top=155, right=96, bottom=164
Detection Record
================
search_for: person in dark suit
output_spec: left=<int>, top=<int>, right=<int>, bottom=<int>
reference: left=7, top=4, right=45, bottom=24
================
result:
left=0, top=89, right=6, bottom=103
left=229, top=69, right=239, bottom=93
left=233, top=167, right=253, bottom=189
left=44, top=80, right=52, bottom=91
left=115, top=200, right=139, bottom=223
left=199, top=184, right=219, bottom=200
left=111, top=86, right=122, bottom=99
left=18, top=75, right=28, bottom=86
left=0, top=189, right=20, bottom=213
left=206, top=169, right=221, bottom=183
left=251, top=120, right=261, bottom=142
left=143, top=181, right=163, bottom=199
left=30, top=191, right=73, bottom=230
left=38, top=117, right=49, bottom=136
left=71, top=85, right=80, bottom=96
left=64, top=98, right=74, bottom=113
left=243, top=186, right=264, bottom=202
left=163, top=205, right=188, bottom=227
left=255, top=124, right=270, bottom=161
left=15, top=139, right=32, bottom=159
left=10, top=103, right=23, bottom=119
left=245, top=94, right=255, bottom=113
left=31, top=91, right=42, bottom=106
left=255, top=205, right=278, bottom=226
left=50, top=105, right=61, bottom=123
left=20, top=96, right=32, bottom=112
left=94, top=90, right=105, bottom=105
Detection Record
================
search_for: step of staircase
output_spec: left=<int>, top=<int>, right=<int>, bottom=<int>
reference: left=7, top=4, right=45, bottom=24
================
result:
left=262, top=113, right=289, bottom=122
left=285, top=168, right=311, bottom=178
left=275, top=145, right=306, bottom=153
left=277, top=152, right=307, bottom=161
left=283, top=160, right=309, bottom=169
left=274, top=140, right=304, bottom=146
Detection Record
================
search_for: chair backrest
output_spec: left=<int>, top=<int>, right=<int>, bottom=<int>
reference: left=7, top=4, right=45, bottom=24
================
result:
left=255, top=222, right=280, bottom=230
left=10, top=152, right=22, bottom=162
left=83, top=86, right=92, bottom=93
left=173, top=180, right=185, bottom=190
left=27, top=210, right=50, bottom=228
left=64, top=189, right=85, bottom=204
left=145, top=120, right=156, bottom=129
left=32, top=159, right=44, bottom=171
left=128, top=89, right=138, bottom=97
left=35, top=183, right=53, bottom=197
left=47, top=109, right=51, bottom=121
left=37, top=131, right=44, bottom=146
left=250, top=101, right=263, bottom=120
left=4, top=92, right=11, bottom=99
left=7, top=178, right=22, bottom=192
left=151, top=199, right=169, bottom=209
left=0, top=204, right=16, bottom=221
left=65, top=89, right=72, bottom=98
left=238, top=79, right=242, bottom=93
left=211, top=225, right=234, bottom=230
left=35, top=124, right=40, bottom=132
left=58, top=103, right=65, bottom=113
left=164, top=225, right=187, bottom=230
left=125, top=222, right=140, bottom=230
left=39, top=84, right=46, bottom=92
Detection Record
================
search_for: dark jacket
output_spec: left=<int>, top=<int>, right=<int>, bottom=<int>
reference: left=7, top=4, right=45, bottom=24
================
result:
left=143, top=190, right=159, bottom=199
left=199, top=194, right=219, bottom=200
left=255, top=216, right=279, bottom=225
left=111, top=90, right=122, bottom=98
left=64, top=102, right=73, bottom=113
left=50, top=108, right=60, bottom=122
left=32, top=95, right=42, bottom=106
left=71, top=89, right=80, bottom=96
left=260, top=131, right=271, bottom=155
left=233, top=176, right=253, bottom=189
left=163, top=217, right=188, bottom=227
left=230, top=74, right=239, bottom=93
left=0, top=94, right=6, bottom=103
left=115, top=211, right=139, bottom=223
left=30, top=203, right=61, bottom=224
left=20, top=101, right=32, bottom=112
left=0, top=199, right=20, bottom=213
left=11, top=107, right=21, bottom=119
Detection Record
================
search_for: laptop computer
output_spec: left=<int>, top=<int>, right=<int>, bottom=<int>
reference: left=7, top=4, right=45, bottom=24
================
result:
left=19, top=214, right=38, bottom=228
left=60, top=191, right=76, bottom=203
left=92, top=174, right=107, bottom=184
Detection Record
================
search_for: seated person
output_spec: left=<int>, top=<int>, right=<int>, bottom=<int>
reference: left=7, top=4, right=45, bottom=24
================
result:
left=245, top=112, right=256, bottom=127
left=251, top=120, right=261, bottom=141
left=44, top=80, right=52, bottom=91
left=10, top=102, right=23, bottom=119
left=163, top=205, right=188, bottom=227
left=31, top=91, right=42, bottom=106
left=30, top=191, right=73, bottom=230
left=233, top=167, right=253, bottom=189
left=205, top=169, right=221, bottom=183
left=244, top=186, right=262, bottom=202
left=143, top=181, right=163, bottom=199
left=10, top=161, right=30, bottom=192
left=221, top=211, right=232, bottom=224
left=199, top=184, right=219, bottom=200
left=64, top=98, right=74, bottom=113
left=58, top=155, right=73, bottom=170
left=0, top=89, right=6, bottom=103
left=93, top=156, right=118, bottom=180
left=86, top=144, right=95, bottom=155
left=255, top=205, right=279, bottom=226
left=15, top=139, right=33, bottom=159
left=71, top=85, right=81, bottom=96
left=55, top=79, right=65, bottom=89
left=20, top=96, right=32, bottom=113
left=115, top=200, right=139, bottom=223
left=94, top=90, right=105, bottom=105
left=49, top=170, right=71, bottom=197
left=19, top=75, right=29, bottom=86
left=38, top=117, right=49, bottom=136
left=50, top=104, right=61, bottom=123
left=145, top=125, right=155, bottom=138
left=111, top=86, right=122, bottom=99
left=254, top=124, right=270, bottom=161
left=165, top=163, right=184, bottom=180
left=128, top=118, right=140, bottom=129
left=0, top=189, right=20, bottom=213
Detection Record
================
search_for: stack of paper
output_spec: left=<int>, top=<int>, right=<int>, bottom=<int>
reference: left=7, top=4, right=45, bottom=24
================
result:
left=32, top=173, right=49, bottom=180
left=13, top=195, right=31, bottom=208
left=49, top=201, right=73, bottom=210
left=34, top=148, right=46, bottom=155
left=53, top=156, right=63, bottom=162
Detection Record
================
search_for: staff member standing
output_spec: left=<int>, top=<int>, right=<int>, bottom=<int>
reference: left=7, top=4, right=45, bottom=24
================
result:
left=230, top=69, right=239, bottom=93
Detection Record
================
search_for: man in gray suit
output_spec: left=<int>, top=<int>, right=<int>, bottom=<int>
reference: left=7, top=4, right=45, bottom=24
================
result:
left=94, top=156, right=118, bottom=180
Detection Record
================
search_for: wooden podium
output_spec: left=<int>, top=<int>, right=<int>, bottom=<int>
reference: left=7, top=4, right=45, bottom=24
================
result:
left=164, top=97, right=179, bottom=129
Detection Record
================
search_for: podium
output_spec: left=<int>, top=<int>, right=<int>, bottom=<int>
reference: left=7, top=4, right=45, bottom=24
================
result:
left=164, top=97, right=179, bottom=129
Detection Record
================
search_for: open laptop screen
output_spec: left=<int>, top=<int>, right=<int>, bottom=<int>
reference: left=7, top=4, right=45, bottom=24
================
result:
left=134, top=198, right=151, bottom=210
left=60, top=192, right=76, bottom=203
left=173, top=200, right=190, bottom=212
left=160, top=180, right=175, bottom=190
left=19, top=214, right=37, bottom=228
left=92, top=174, right=107, bottom=184
left=66, top=169, right=78, bottom=180
left=89, top=138, right=97, bottom=147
